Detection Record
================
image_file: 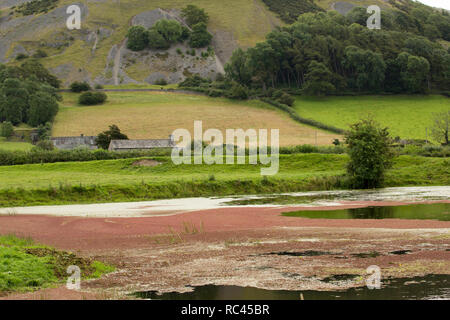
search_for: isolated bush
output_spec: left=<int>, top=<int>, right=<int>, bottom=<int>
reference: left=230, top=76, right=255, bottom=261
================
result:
left=154, top=78, right=168, bottom=86
left=35, top=140, right=54, bottom=151
left=207, top=89, right=223, bottom=97
left=78, top=91, right=107, bottom=105
left=96, top=124, right=128, bottom=150
left=181, top=5, right=209, bottom=27
left=345, top=118, right=394, bottom=189
left=15, top=53, right=28, bottom=61
left=179, top=75, right=210, bottom=88
left=147, top=29, right=170, bottom=50
left=27, top=91, right=59, bottom=126
left=225, top=82, right=248, bottom=100
left=70, top=81, right=91, bottom=93
left=0, top=121, right=14, bottom=138
left=126, top=26, right=149, bottom=51
left=189, top=22, right=212, bottom=48
left=32, top=49, right=48, bottom=58
left=94, top=84, right=104, bottom=90
left=153, top=19, right=183, bottom=43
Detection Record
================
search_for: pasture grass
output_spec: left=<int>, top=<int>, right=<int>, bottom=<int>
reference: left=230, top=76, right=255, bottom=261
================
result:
left=0, top=154, right=447, bottom=207
left=294, top=95, right=449, bottom=141
left=0, top=138, right=34, bottom=152
left=53, top=92, right=341, bottom=146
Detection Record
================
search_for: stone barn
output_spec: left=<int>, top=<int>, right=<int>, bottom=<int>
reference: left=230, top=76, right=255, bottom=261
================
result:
left=108, top=135, right=176, bottom=151
left=51, top=135, right=98, bottom=150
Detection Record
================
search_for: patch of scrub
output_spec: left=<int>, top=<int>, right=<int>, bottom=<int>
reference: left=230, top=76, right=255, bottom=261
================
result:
left=0, top=234, right=114, bottom=294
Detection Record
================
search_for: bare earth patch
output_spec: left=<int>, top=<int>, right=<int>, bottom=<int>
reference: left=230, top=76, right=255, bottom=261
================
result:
left=132, top=159, right=162, bottom=167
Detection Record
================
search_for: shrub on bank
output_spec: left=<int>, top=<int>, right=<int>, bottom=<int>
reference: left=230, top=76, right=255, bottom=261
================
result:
left=79, top=91, right=107, bottom=105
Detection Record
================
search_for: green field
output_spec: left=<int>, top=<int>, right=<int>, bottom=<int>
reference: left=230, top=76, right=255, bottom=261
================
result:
left=0, top=154, right=447, bottom=207
left=294, top=95, right=449, bottom=141
left=53, top=92, right=341, bottom=146
left=0, top=138, right=34, bottom=152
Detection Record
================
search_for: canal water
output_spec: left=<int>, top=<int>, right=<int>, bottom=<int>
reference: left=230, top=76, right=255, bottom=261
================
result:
left=282, top=203, right=450, bottom=221
left=135, top=274, right=450, bottom=300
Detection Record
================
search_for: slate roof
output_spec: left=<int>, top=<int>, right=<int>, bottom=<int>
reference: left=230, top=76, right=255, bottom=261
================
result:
left=51, top=135, right=97, bottom=150
left=109, top=138, right=176, bottom=150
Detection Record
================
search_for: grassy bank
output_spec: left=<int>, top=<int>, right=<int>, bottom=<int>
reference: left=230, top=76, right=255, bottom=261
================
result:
left=0, top=154, right=447, bottom=207
left=0, top=235, right=114, bottom=294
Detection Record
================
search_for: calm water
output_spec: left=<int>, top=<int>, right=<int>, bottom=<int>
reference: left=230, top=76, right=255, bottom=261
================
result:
left=135, top=275, right=450, bottom=300
left=282, top=203, right=450, bottom=221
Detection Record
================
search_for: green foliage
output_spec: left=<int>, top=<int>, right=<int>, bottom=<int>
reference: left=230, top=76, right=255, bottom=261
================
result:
left=179, top=75, right=211, bottom=88
left=96, top=124, right=128, bottom=149
left=32, top=49, right=48, bottom=58
left=154, top=78, right=168, bottom=86
left=128, top=19, right=186, bottom=51
left=0, top=63, right=60, bottom=127
left=225, top=9, right=450, bottom=95
left=189, top=22, right=213, bottom=48
left=70, top=81, right=91, bottom=93
left=15, top=0, right=59, bottom=16
left=225, top=82, right=249, bottom=100
left=0, top=154, right=447, bottom=207
left=261, top=0, right=324, bottom=24
left=36, top=122, right=52, bottom=140
left=147, top=28, right=170, bottom=50
left=0, top=121, right=14, bottom=138
left=430, top=111, right=449, bottom=145
left=15, top=53, right=28, bottom=61
left=78, top=91, right=107, bottom=106
left=345, top=118, right=394, bottom=189
left=153, top=19, right=183, bottom=43
left=0, top=235, right=114, bottom=293
left=126, top=26, right=149, bottom=51
left=19, top=60, right=60, bottom=88
left=27, top=92, right=59, bottom=127
left=181, top=4, right=209, bottom=27
left=302, top=61, right=335, bottom=96
left=35, top=140, right=54, bottom=151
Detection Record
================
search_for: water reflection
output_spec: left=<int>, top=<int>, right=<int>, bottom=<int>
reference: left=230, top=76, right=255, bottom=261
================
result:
left=135, top=275, right=450, bottom=300
left=282, top=203, right=450, bottom=221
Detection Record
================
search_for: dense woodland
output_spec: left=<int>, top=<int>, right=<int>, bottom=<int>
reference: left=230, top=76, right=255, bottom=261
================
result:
left=225, top=5, right=450, bottom=95
left=0, top=61, right=60, bottom=127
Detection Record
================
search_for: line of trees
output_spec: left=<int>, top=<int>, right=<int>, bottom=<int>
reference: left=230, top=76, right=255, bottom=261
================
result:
left=0, top=60, right=61, bottom=127
left=225, top=8, right=450, bottom=95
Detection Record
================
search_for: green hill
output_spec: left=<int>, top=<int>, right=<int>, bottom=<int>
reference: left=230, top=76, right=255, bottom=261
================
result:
left=1, top=0, right=446, bottom=86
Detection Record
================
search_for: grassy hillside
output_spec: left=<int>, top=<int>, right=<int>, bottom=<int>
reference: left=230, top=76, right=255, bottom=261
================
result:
left=293, top=95, right=449, bottom=141
left=3, top=0, right=281, bottom=82
left=0, top=154, right=447, bottom=206
left=52, top=92, right=341, bottom=146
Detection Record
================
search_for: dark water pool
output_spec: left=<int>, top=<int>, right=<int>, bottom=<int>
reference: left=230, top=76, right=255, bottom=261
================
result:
left=135, top=274, right=450, bottom=300
left=282, top=203, right=450, bottom=221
